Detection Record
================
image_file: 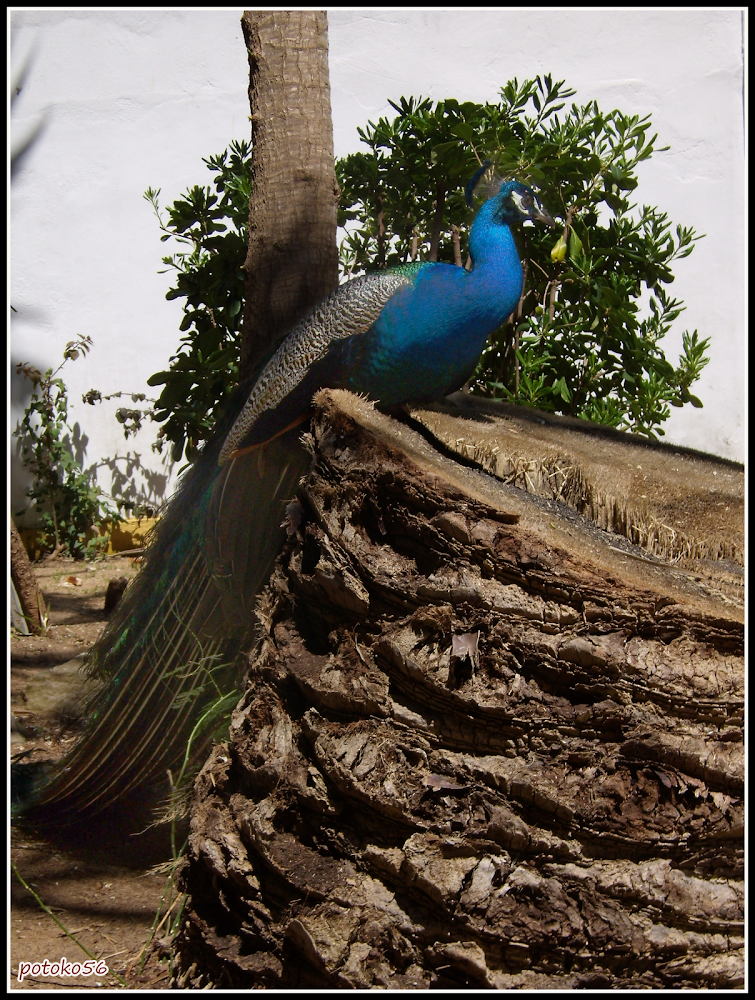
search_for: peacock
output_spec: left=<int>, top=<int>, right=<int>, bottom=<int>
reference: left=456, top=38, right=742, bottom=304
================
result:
left=13, top=173, right=553, bottom=842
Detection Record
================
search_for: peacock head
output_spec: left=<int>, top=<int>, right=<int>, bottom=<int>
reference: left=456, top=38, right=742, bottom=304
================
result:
left=493, top=180, right=554, bottom=228
left=466, top=163, right=554, bottom=229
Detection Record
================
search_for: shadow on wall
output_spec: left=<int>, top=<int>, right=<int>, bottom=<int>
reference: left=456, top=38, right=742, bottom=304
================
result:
left=11, top=37, right=47, bottom=176
left=11, top=40, right=173, bottom=532
left=11, top=37, right=50, bottom=529
left=96, top=450, right=173, bottom=518
left=11, top=38, right=47, bottom=527
left=11, top=362, right=174, bottom=529
left=10, top=363, right=37, bottom=528
left=50, top=418, right=174, bottom=517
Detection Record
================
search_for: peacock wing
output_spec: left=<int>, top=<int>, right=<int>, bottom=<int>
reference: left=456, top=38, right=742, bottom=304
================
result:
left=218, top=268, right=424, bottom=465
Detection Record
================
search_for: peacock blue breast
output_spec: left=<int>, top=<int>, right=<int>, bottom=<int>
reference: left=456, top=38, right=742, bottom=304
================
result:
left=342, top=239, right=524, bottom=405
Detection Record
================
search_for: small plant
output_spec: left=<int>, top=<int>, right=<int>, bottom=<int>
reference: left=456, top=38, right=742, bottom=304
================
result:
left=14, top=336, right=123, bottom=559
left=81, top=387, right=154, bottom=440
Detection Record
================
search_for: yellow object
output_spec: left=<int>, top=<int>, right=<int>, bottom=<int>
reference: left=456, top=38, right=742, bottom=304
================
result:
left=18, top=517, right=159, bottom=559
left=18, top=528, right=45, bottom=562
left=550, top=235, right=567, bottom=262
left=107, top=517, right=159, bottom=554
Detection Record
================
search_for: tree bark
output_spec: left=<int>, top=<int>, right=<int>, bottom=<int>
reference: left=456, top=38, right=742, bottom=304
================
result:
left=239, top=10, right=339, bottom=379
left=10, top=518, right=46, bottom=634
left=173, top=393, right=744, bottom=989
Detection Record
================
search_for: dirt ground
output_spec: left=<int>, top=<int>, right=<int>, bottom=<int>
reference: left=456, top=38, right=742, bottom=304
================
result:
left=10, top=556, right=178, bottom=990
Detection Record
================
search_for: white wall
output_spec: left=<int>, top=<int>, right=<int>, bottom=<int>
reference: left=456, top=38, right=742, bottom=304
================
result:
left=10, top=9, right=745, bottom=522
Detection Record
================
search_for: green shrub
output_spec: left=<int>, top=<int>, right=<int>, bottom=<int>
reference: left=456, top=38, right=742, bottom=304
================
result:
left=144, top=139, right=252, bottom=462
left=337, top=77, right=709, bottom=437
left=146, top=78, right=708, bottom=456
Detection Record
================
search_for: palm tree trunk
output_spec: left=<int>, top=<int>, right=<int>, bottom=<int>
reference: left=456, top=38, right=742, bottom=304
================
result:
left=239, top=10, right=339, bottom=379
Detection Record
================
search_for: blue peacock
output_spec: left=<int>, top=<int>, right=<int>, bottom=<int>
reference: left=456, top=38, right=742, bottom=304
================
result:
left=14, top=174, right=553, bottom=836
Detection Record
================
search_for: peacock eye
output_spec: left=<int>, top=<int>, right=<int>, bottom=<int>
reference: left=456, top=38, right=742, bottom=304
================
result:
left=522, top=193, right=534, bottom=209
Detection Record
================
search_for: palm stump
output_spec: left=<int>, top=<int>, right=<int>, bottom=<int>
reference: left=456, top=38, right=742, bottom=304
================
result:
left=174, top=390, right=743, bottom=990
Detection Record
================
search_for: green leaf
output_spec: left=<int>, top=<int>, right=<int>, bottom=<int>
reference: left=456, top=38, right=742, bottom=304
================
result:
left=451, top=122, right=478, bottom=143
left=569, top=229, right=583, bottom=257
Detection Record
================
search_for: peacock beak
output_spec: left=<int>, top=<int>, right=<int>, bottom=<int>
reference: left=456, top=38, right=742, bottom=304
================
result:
left=533, top=203, right=555, bottom=228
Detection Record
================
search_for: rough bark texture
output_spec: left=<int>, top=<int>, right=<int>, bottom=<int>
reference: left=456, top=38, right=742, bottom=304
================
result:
left=174, top=392, right=743, bottom=990
left=11, top=518, right=46, bottom=634
left=239, top=10, right=339, bottom=379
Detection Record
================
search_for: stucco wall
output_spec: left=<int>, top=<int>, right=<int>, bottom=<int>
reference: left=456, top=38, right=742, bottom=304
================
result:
left=10, top=9, right=745, bottom=521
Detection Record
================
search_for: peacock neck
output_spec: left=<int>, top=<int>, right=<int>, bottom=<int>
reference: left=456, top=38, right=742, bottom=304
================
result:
left=464, top=209, right=524, bottom=317
left=467, top=201, right=520, bottom=271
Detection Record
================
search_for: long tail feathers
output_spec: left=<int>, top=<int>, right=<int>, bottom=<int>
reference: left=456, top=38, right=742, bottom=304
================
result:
left=14, top=423, right=311, bottom=835
left=206, top=424, right=312, bottom=628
